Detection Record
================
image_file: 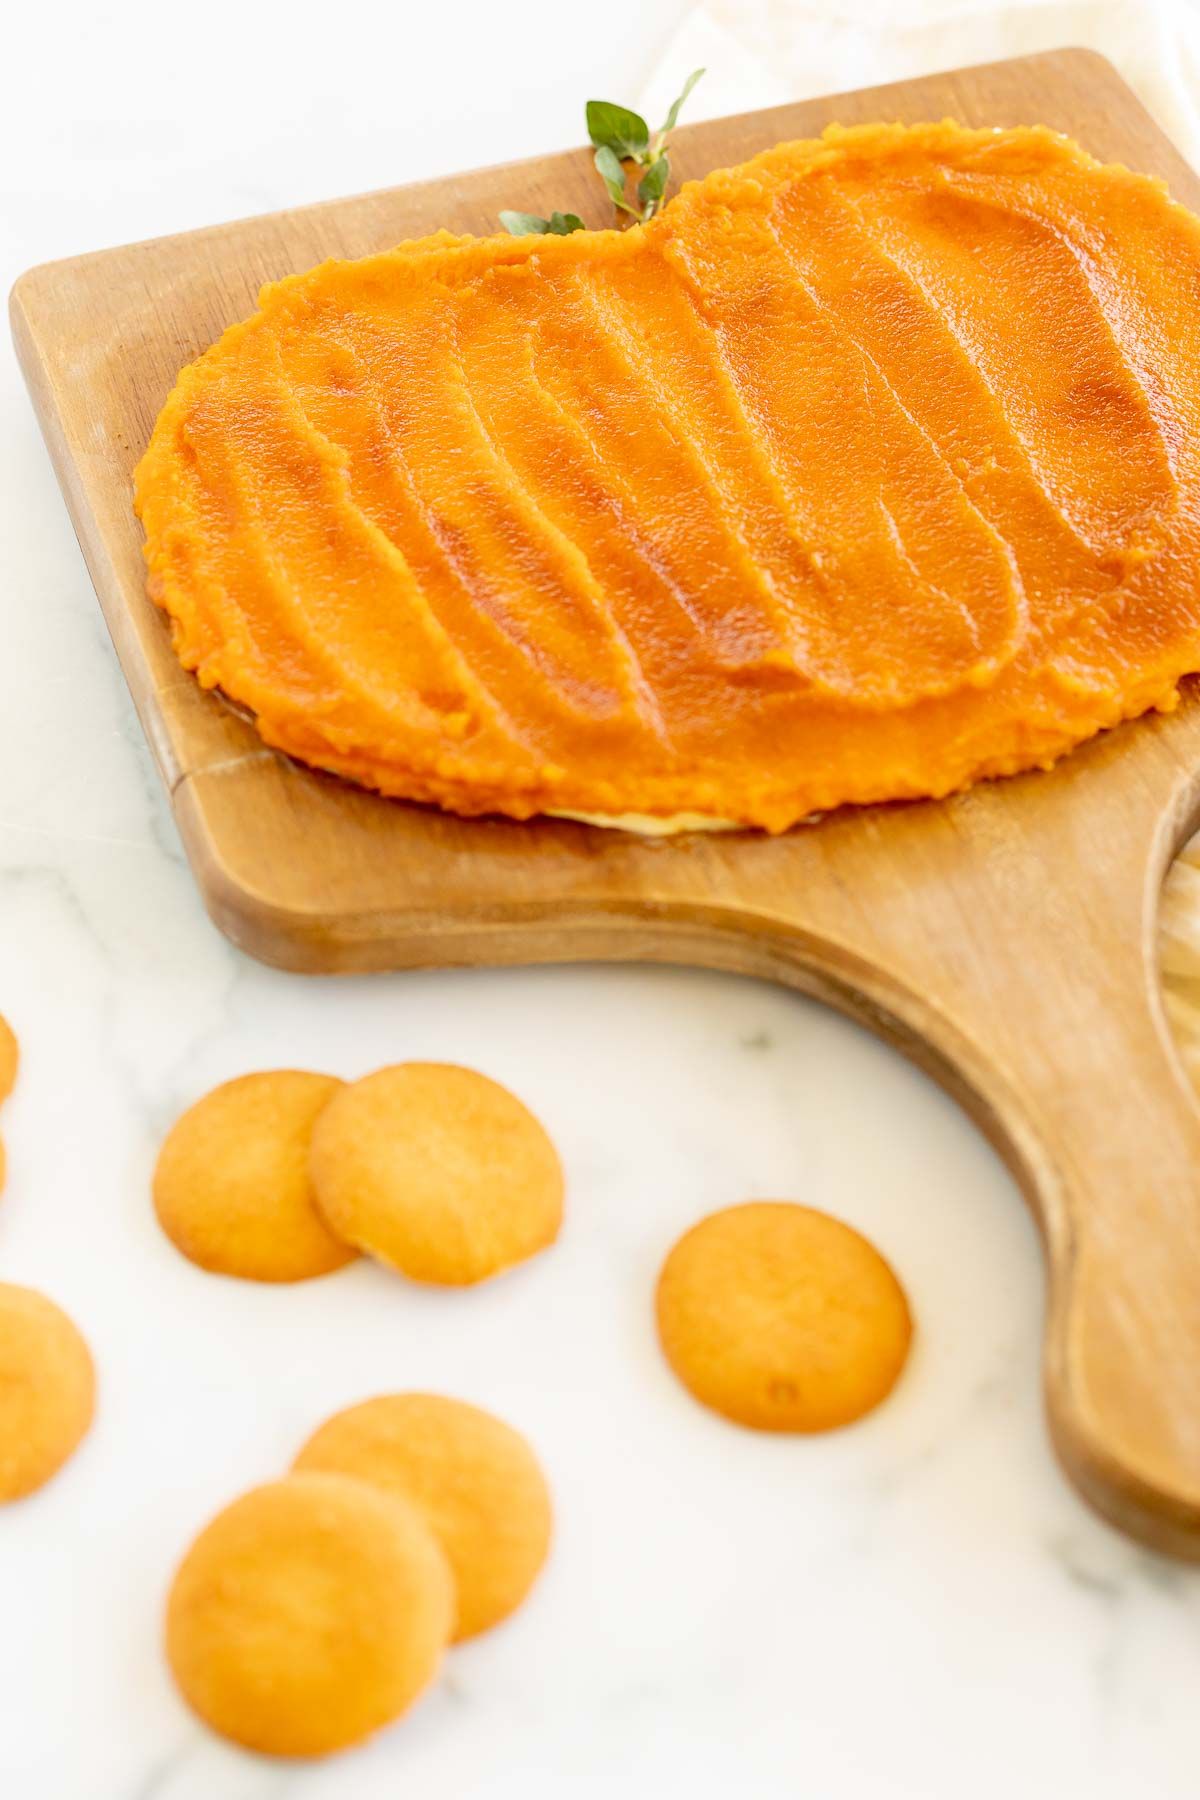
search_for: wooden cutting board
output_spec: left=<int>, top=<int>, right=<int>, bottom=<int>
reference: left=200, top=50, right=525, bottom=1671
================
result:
left=14, top=47, right=1200, bottom=1559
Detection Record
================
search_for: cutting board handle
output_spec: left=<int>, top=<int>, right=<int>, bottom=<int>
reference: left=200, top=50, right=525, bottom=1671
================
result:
left=680, top=725, right=1200, bottom=1559
left=960, top=917, right=1200, bottom=1557
left=562, top=707, right=1200, bottom=1557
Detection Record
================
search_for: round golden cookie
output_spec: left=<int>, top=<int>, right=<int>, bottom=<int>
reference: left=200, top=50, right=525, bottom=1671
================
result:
left=309, top=1063, right=563, bottom=1285
left=166, top=1472, right=455, bottom=1758
left=656, top=1202, right=912, bottom=1433
left=0, top=1012, right=17, bottom=1104
left=0, top=1283, right=95, bottom=1500
left=153, top=1071, right=356, bottom=1283
left=294, top=1393, right=552, bottom=1640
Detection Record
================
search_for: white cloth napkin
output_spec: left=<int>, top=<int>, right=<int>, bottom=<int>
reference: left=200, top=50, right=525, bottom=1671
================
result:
left=641, top=0, right=1200, bottom=169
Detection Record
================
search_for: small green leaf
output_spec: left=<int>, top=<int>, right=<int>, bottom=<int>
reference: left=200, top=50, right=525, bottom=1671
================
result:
left=638, top=153, right=670, bottom=216
left=500, top=209, right=587, bottom=237
left=500, top=210, right=552, bottom=236
left=659, top=67, right=705, bottom=138
left=586, top=99, right=650, bottom=160
left=594, top=145, right=638, bottom=215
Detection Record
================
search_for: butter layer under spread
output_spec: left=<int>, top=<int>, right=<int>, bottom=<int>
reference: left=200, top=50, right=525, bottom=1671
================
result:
left=134, top=123, right=1200, bottom=832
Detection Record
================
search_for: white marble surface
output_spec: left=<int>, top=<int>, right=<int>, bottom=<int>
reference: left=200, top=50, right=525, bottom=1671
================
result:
left=3, top=4, right=1200, bottom=1793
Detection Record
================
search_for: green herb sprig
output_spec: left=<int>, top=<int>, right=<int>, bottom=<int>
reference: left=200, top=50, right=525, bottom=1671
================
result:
left=499, top=68, right=704, bottom=238
left=498, top=210, right=586, bottom=237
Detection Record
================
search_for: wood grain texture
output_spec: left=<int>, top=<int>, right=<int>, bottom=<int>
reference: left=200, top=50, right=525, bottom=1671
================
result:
left=13, top=48, right=1200, bottom=1556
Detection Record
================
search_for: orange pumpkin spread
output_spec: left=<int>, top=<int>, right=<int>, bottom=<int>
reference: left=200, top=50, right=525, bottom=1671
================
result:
left=135, top=123, right=1200, bottom=833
